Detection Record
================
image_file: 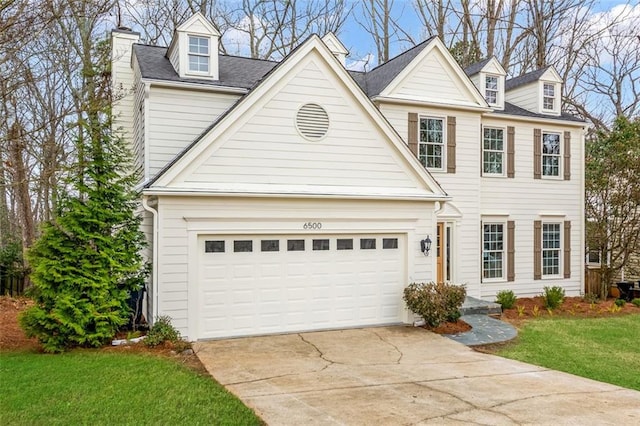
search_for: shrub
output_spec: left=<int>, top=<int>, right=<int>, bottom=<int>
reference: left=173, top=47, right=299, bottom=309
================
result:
left=144, top=316, right=182, bottom=347
left=403, top=282, right=466, bottom=327
left=614, top=298, right=626, bottom=307
left=583, top=293, right=599, bottom=304
left=632, top=298, right=640, bottom=308
left=495, top=290, right=517, bottom=310
left=542, top=286, right=565, bottom=310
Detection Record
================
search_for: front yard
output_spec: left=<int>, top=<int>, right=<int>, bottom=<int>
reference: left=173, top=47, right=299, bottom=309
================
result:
left=0, top=351, right=261, bottom=425
left=494, top=314, right=640, bottom=391
left=0, top=297, right=261, bottom=425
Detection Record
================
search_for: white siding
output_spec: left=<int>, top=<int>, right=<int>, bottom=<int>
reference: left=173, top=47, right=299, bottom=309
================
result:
left=505, top=83, right=538, bottom=112
left=155, top=196, right=436, bottom=339
left=137, top=206, right=154, bottom=322
left=111, top=31, right=139, bottom=157
left=131, top=56, right=145, bottom=180
left=379, top=103, right=483, bottom=296
left=479, top=117, right=583, bottom=298
left=180, top=58, right=426, bottom=191
left=392, top=51, right=472, bottom=104
left=147, top=87, right=239, bottom=177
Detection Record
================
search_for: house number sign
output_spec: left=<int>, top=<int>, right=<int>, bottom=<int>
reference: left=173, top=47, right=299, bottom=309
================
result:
left=303, top=222, right=322, bottom=230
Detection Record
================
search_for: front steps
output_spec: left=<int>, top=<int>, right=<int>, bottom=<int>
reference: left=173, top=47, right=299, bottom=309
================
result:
left=460, top=296, right=502, bottom=317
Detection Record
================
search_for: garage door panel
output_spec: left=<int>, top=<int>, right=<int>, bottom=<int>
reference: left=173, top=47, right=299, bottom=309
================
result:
left=198, top=234, right=406, bottom=339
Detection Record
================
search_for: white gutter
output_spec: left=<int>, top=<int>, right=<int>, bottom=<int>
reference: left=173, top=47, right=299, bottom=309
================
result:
left=141, top=188, right=451, bottom=202
left=372, top=95, right=493, bottom=113
left=141, top=195, right=159, bottom=322
left=484, top=111, right=587, bottom=128
left=142, top=78, right=249, bottom=95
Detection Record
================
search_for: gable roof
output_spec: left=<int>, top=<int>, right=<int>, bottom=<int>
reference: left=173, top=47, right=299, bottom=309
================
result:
left=359, top=38, right=435, bottom=96
left=145, top=35, right=448, bottom=199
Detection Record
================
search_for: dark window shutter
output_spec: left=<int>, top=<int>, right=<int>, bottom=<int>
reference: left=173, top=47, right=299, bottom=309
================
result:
left=447, top=116, right=456, bottom=173
left=507, top=126, right=515, bottom=178
left=534, top=220, right=542, bottom=280
left=507, top=220, right=515, bottom=281
left=408, top=113, right=418, bottom=157
left=564, top=221, right=571, bottom=278
left=480, top=221, right=483, bottom=283
left=533, top=128, right=542, bottom=179
left=563, top=131, right=571, bottom=180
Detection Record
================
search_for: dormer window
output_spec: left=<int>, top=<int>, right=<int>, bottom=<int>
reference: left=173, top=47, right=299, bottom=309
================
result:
left=188, top=35, right=210, bottom=73
left=485, top=75, right=499, bottom=105
left=543, top=83, right=555, bottom=111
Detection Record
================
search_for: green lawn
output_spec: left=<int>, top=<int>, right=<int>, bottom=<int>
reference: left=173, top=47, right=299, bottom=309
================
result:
left=0, top=350, right=261, bottom=425
left=497, top=314, right=640, bottom=391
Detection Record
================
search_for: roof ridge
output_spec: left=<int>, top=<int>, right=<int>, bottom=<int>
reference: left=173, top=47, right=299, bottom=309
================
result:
left=367, top=36, right=435, bottom=73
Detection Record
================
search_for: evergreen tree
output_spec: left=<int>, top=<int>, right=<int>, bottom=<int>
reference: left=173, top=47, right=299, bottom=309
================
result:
left=20, top=118, right=147, bottom=353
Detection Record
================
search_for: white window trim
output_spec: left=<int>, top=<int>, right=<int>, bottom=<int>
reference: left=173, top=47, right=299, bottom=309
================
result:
left=186, top=34, right=211, bottom=77
left=541, top=131, right=562, bottom=179
left=418, top=115, right=446, bottom=172
left=482, top=220, right=507, bottom=283
left=482, top=126, right=506, bottom=177
left=541, top=221, right=563, bottom=279
left=484, top=74, right=500, bottom=106
left=540, top=81, right=560, bottom=114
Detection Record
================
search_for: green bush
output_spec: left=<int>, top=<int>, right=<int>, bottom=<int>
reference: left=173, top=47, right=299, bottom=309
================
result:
left=144, top=316, right=183, bottom=347
left=632, top=298, right=640, bottom=308
left=542, top=286, right=565, bottom=310
left=495, top=290, right=517, bottom=310
left=614, top=298, right=626, bottom=307
left=583, top=293, right=599, bottom=304
left=403, top=282, right=466, bottom=327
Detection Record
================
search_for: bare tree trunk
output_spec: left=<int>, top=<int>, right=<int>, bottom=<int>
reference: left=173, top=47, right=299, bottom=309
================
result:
left=7, top=123, right=35, bottom=251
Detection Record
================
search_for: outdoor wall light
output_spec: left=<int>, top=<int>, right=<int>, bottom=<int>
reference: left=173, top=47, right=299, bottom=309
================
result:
left=420, top=235, right=432, bottom=256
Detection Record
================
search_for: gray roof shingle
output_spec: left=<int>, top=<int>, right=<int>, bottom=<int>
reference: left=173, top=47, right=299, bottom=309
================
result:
left=133, top=44, right=278, bottom=89
left=505, top=66, right=550, bottom=91
left=494, top=102, right=584, bottom=122
left=463, top=57, right=492, bottom=77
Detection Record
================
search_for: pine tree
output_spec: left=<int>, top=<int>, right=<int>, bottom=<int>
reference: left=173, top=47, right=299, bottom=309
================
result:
left=20, top=119, right=147, bottom=353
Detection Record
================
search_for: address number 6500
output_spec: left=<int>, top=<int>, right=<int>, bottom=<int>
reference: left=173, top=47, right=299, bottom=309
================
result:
left=303, top=222, right=322, bottom=230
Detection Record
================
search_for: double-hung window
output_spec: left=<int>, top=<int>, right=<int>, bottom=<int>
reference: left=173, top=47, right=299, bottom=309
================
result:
left=543, top=83, right=555, bottom=111
left=188, top=35, right=210, bottom=73
left=542, top=223, right=561, bottom=276
left=483, top=127, right=504, bottom=175
left=483, top=223, right=504, bottom=280
left=485, top=75, right=499, bottom=105
left=419, top=117, right=444, bottom=170
left=542, top=132, right=561, bottom=177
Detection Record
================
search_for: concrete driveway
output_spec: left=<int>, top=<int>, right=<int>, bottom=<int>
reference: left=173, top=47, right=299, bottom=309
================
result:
left=194, top=326, right=640, bottom=425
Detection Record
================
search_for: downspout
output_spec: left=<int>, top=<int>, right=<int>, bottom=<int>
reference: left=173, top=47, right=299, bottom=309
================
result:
left=142, top=195, right=159, bottom=322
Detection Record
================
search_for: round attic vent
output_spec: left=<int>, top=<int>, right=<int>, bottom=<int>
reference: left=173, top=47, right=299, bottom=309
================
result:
left=296, top=103, right=329, bottom=141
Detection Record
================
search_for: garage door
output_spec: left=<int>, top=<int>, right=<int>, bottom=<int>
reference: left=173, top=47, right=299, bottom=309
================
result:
left=197, top=234, right=406, bottom=339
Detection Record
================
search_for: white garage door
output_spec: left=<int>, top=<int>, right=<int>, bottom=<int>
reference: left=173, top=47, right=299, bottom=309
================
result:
left=197, top=234, right=406, bottom=339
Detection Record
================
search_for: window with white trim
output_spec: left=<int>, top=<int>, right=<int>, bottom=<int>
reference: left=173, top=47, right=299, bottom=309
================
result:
left=542, top=223, right=562, bottom=276
left=483, top=127, right=504, bottom=175
left=542, top=132, right=561, bottom=177
left=419, top=117, right=444, bottom=170
left=543, top=83, right=555, bottom=111
left=485, top=75, right=499, bottom=105
left=188, top=35, right=209, bottom=73
left=483, top=223, right=505, bottom=280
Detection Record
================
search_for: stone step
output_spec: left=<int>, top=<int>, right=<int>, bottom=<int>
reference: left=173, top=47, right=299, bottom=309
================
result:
left=460, top=296, right=502, bottom=316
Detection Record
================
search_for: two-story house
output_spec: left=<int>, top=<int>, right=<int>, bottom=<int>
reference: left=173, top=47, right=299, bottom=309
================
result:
left=111, top=13, right=586, bottom=340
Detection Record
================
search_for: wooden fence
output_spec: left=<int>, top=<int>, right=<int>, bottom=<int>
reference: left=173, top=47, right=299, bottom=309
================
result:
left=0, top=266, right=25, bottom=296
left=584, top=266, right=602, bottom=296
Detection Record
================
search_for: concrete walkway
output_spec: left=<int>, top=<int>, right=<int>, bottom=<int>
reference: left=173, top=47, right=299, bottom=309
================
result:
left=445, top=314, right=518, bottom=346
left=195, top=326, right=640, bottom=425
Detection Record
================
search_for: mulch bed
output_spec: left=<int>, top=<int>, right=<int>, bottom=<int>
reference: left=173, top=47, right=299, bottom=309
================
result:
left=3, top=295, right=637, bottom=364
